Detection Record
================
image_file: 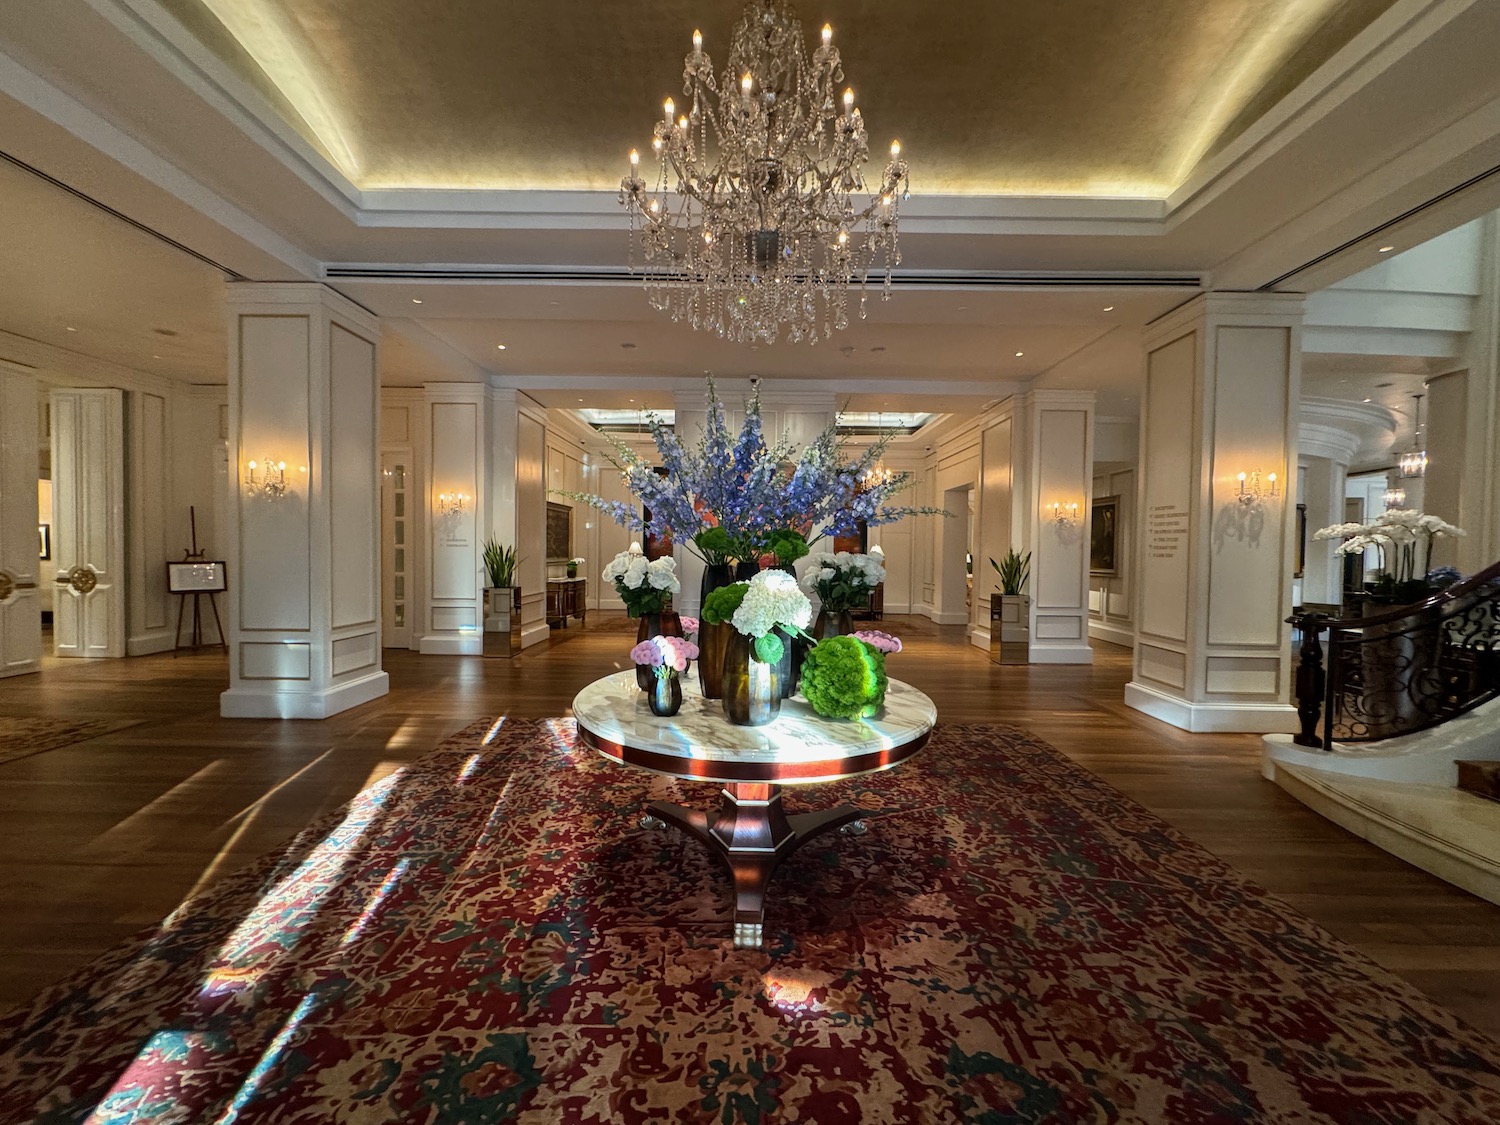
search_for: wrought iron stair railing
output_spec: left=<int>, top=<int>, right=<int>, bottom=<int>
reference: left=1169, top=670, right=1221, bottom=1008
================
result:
left=1288, top=560, right=1500, bottom=749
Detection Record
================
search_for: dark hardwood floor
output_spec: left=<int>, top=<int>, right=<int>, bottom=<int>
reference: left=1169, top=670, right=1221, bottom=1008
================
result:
left=3, top=615, right=1499, bottom=1038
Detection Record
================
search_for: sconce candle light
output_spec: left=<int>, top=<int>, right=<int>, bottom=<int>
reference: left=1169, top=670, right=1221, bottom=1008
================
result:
left=1048, top=501, right=1080, bottom=527
left=1236, top=470, right=1279, bottom=506
left=437, top=491, right=470, bottom=516
left=244, top=455, right=289, bottom=501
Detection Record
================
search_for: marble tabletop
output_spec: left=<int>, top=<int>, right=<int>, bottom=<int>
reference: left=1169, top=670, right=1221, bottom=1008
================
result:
left=573, top=670, right=936, bottom=785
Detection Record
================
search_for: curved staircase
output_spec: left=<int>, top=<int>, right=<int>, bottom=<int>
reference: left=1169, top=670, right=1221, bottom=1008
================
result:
left=1264, top=563, right=1500, bottom=905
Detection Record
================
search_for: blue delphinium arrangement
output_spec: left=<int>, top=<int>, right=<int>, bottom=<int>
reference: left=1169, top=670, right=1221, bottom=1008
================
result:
left=555, top=377, right=947, bottom=554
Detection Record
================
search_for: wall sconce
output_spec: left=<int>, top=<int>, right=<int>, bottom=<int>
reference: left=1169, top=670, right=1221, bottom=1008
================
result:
left=1383, top=485, right=1406, bottom=508
left=437, top=491, right=469, bottom=516
left=1236, top=470, right=1279, bottom=506
left=1047, top=501, right=1080, bottom=527
left=244, top=456, right=289, bottom=501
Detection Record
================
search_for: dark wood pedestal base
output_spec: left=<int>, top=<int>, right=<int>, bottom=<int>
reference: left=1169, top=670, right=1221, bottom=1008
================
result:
left=642, top=782, right=867, bottom=948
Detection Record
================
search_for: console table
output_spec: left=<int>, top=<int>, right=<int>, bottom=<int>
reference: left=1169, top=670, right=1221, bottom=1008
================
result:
left=573, top=670, right=935, bottom=947
left=546, top=577, right=586, bottom=628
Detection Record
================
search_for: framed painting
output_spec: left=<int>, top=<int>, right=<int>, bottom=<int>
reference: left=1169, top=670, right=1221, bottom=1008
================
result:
left=1295, top=502, right=1308, bottom=579
left=1090, top=495, right=1120, bottom=576
left=545, top=501, right=573, bottom=563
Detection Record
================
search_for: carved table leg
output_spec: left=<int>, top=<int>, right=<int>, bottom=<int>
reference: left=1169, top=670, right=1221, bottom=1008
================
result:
left=645, top=783, right=869, bottom=948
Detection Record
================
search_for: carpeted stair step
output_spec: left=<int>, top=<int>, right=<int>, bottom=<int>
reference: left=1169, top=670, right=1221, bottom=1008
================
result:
left=1456, top=759, right=1500, bottom=803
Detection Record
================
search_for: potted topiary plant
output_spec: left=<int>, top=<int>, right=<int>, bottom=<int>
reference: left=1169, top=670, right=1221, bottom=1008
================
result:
left=482, top=538, right=522, bottom=658
left=989, top=550, right=1030, bottom=665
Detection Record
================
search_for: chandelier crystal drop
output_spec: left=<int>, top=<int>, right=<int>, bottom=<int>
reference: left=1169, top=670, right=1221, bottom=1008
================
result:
left=618, top=0, right=910, bottom=345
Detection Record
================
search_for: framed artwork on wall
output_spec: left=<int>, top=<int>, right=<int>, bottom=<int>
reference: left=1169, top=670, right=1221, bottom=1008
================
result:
left=1295, top=503, right=1308, bottom=579
left=545, top=501, right=573, bottom=563
left=1090, top=495, right=1120, bottom=576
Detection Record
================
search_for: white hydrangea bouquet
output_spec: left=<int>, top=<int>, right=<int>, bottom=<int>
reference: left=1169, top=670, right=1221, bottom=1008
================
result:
left=602, top=548, right=679, bottom=616
left=701, top=570, right=813, bottom=663
left=800, top=551, right=887, bottom=613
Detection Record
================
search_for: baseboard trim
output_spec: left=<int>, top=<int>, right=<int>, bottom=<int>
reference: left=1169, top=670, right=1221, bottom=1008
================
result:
left=127, top=632, right=177, bottom=657
left=521, top=621, right=551, bottom=649
left=1088, top=621, right=1135, bottom=648
left=220, top=670, right=389, bottom=720
left=1125, top=681, right=1298, bottom=733
left=930, top=610, right=969, bottom=626
left=1030, top=643, right=1094, bottom=665
left=418, top=633, right=482, bottom=656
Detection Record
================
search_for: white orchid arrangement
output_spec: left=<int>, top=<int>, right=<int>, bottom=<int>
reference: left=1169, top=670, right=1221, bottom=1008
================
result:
left=602, top=548, right=679, bottom=616
left=1314, top=509, right=1465, bottom=596
left=800, top=551, right=887, bottom=613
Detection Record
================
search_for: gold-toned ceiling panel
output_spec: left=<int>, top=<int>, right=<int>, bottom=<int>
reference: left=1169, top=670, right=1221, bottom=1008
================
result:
left=157, top=0, right=1398, bottom=196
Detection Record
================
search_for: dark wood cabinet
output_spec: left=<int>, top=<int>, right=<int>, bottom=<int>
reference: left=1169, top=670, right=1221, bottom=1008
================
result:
left=546, top=578, right=587, bottom=628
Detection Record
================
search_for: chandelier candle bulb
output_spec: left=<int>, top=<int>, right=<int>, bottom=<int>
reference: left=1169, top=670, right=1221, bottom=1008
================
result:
left=822, top=23, right=831, bottom=45
left=693, top=28, right=702, bottom=52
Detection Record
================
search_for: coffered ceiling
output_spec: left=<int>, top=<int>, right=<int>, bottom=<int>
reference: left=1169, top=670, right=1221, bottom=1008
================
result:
left=155, top=0, right=1397, bottom=197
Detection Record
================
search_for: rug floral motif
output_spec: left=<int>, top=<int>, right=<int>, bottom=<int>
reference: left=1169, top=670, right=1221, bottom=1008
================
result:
left=2, top=717, right=1498, bottom=1123
left=0, top=716, right=142, bottom=766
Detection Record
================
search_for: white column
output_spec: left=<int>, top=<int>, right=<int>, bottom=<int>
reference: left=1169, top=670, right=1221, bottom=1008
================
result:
left=0, top=361, right=42, bottom=677
left=1017, top=390, right=1097, bottom=663
left=1297, top=399, right=1371, bottom=607
left=1126, top=293, right=1304, bottom=733
left=126, top=388, right=173, bottom=655
left=420, top=383, right=485, bottom=655
left=221, top=283, right=387, bottom=720
left=484, top=388, right=549, bottom=649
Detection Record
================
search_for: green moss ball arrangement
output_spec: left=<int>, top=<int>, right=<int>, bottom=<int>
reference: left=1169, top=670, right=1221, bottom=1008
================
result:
left=701, top=581, right=749, bottom=625
left=800, top=636, right=888, bottom=720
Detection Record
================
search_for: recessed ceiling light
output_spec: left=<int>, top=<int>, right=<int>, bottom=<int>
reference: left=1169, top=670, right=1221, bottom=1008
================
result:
left=1103, top=306, right=1115, bottom=312
left=628, top=398, right=635, bottom=402
left=577, top=398, right=584, bottom=403
left=956, top=305, right=968, bottom=312
left=1015, top=351, right=1024, bottom=357
left=1363, top=398, right=1372, bottom=402
left=411, top=298, right=423, bottom=304
left=1378, top=245, right=1395, bottom=253
left=620, top=342, right=637, bottom=349
left=870, top=346, right=886, bottom=353
left=152, top=354, right=161, bottom=359
left=496, top=344, right=507, bottom=350
left=65, top=326, right=76, bottom=332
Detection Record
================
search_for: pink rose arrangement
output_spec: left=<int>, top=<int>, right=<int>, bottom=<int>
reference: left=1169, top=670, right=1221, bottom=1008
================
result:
left=852, top=630, right=902, bottom=654
left=630, top=635, right=699, bottom=677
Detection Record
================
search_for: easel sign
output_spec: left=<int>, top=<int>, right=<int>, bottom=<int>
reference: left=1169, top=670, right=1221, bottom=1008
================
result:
left=167, top=561, right=227, bottom=593
left=170, top=506, right=228, bottom=654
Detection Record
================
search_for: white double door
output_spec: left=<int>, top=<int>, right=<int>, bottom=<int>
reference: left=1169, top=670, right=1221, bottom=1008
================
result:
left=50, top=388, right=125, bottom=658
left=0, top=364, right=41, bottom=677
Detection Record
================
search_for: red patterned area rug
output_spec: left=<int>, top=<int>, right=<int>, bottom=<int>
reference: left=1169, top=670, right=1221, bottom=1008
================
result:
left=2, top=719, right=1499, bottom=1123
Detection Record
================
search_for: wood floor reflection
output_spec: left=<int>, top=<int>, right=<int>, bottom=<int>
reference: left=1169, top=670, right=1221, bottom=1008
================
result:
left=2, top=614, right=1498, bottom=1038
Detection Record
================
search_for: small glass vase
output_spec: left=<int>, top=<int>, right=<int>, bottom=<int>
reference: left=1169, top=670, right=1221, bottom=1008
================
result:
left=635, top=610, right=682, bottom=690
left=722, top=630, right=782, bottom=726
left=646, top=671, right=683, bottom=717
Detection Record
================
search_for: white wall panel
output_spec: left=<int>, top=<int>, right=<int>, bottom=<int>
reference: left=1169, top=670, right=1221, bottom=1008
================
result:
left=1139, top=333, right=1195, bottom=644
left=330, top=325, right=377, bottom=628
left=237, top=315, right=311, bottom=633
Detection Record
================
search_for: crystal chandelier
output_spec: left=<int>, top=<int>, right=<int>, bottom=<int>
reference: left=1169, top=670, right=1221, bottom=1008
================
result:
left=619, top=0, right=910, bottom=345
left=1398, top=392, right=1427, bottom=478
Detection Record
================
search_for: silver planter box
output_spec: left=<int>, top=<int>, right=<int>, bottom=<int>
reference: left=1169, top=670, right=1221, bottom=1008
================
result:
left=989, top=592, right=1030, bottom=665
left=483, top=586, right=522, bottom=657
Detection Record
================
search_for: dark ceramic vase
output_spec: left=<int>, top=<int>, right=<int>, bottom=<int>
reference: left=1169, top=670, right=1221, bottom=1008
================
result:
left=634, top=611, right=682, bottom=690
left=697, top=563, right=739, bottom=700
left=734, top=559, right=760, bottom=581
left=722, top=630, right=782, bottom=726
left=646, top=672, right=683, bottom=717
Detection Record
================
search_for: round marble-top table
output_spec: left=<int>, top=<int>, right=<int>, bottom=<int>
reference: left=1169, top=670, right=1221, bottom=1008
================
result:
left=573, top=670, right=936, bottom=947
